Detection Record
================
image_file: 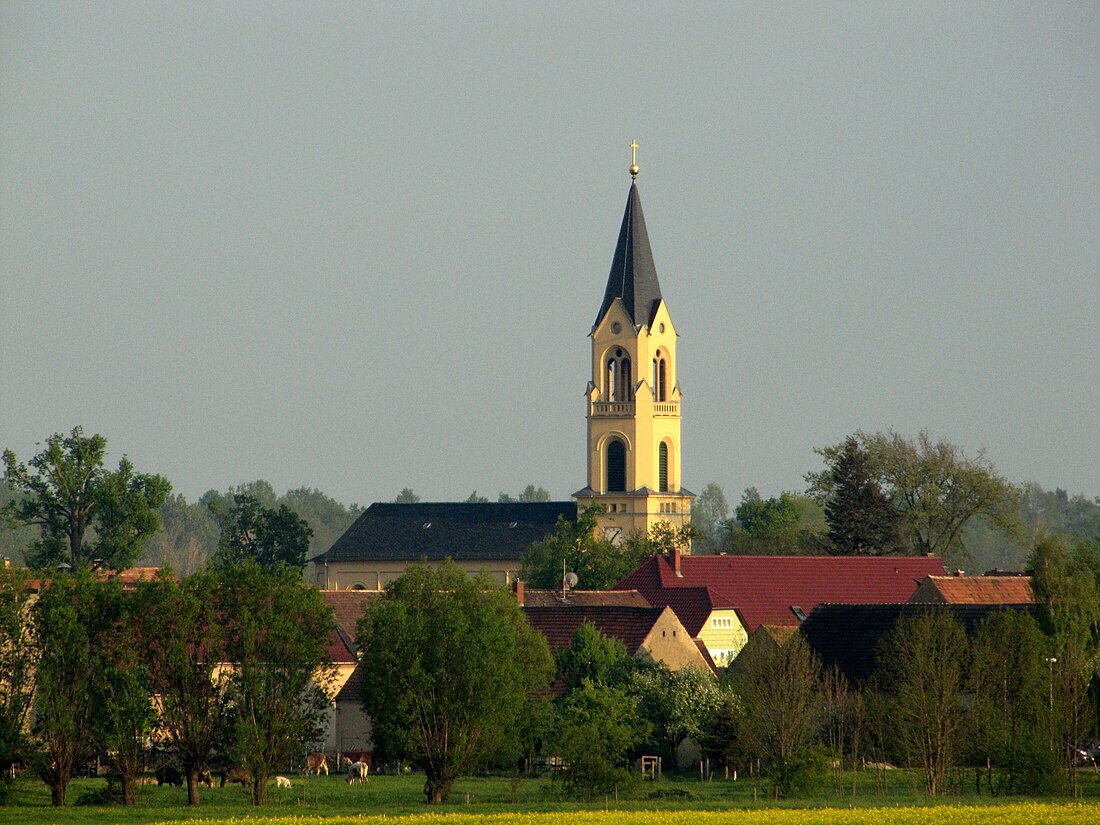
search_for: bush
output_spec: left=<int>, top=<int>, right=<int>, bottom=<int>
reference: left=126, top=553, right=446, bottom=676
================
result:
left=75, top=779, right=125, bottom=806
left=993, top=735, right=1065, bottom=796
left=767, top=746, right=828, bottom=798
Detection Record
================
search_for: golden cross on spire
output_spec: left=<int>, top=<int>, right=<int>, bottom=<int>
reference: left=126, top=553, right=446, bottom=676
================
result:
left=629, top=139, right=639, bottom=180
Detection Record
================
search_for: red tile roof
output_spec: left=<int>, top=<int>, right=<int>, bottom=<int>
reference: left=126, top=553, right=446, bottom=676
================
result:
left=320, top=590, right=382, bottom=664
left=910, top=575, right=1034, bottom=605
left=521, top=589, right=651, bottom=608
left=617, top=554, right=946, bottom=632
left=523, top=606, right=667, bottom=656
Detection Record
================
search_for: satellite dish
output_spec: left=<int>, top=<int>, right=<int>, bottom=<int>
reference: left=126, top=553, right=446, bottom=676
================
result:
left=564, top=572, right=579, bottom=589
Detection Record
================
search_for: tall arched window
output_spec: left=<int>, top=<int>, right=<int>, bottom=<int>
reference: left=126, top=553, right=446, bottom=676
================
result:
left=658, top=442, right=669, bottom=492
left=606, top=439, right=626, bottom=492
left=606, top=359, right=618, bottom=401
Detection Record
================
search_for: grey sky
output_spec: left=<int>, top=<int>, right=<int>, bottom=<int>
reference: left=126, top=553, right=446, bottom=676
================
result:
left=2, top=2, right=1098, bottom=508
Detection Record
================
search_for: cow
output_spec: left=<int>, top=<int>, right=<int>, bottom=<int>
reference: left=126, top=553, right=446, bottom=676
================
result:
left=197, top=767, right=214, bottom=787
left=345, top=761, right=369, bottom=784
left=221, top=766, right=252, bottom=787
left=305, top=751, right=329, bottom=776
left=155, top=765, right=183, bottom=787
left=275, top=775, right=292, bottom=788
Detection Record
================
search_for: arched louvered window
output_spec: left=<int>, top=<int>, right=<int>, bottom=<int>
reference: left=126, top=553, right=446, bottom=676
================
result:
left=606, top=439, right=626, bottom=492
left=619, top=357, right=632, bottom=401
left=607, top=350, right=632, bottom=402
left=658, top=442, right=669, bottom=492
left=652, top=352, right=668, bottom=402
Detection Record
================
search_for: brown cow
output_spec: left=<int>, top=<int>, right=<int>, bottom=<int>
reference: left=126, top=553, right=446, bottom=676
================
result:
left=304, top=751, right=328, bottom=776
left=220, top=766, right=252, bottom=787
left=197, top=767, right=214, bottom=787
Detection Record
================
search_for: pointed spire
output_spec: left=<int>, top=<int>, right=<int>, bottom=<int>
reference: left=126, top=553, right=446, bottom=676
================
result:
left=595, top=181, right=663, bottom=329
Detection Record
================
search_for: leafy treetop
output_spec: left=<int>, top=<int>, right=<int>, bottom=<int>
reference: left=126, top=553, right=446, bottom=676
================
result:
left=2, top=427, right=170, bottom=571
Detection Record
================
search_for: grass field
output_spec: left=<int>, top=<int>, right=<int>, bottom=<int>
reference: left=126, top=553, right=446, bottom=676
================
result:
left=3, top=771, right=1099, bottom=825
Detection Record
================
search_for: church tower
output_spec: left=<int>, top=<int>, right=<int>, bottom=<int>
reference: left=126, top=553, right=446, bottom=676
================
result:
left=575, top=147, right=694, bottom=544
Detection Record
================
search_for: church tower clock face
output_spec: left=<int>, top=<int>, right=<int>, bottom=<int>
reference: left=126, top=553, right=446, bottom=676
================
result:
left=573, top=144, right=693, bottom=545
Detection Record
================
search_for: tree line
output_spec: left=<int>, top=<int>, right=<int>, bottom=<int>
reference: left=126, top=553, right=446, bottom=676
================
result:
left=0, top=562, right=333, bottom=807
left=690, top=430, right=1100, bottom=574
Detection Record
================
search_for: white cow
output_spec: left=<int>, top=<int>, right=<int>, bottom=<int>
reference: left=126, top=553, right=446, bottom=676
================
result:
left=275, top=775, right=292, bottom=789
left=345, top=761, right=369, bottom=784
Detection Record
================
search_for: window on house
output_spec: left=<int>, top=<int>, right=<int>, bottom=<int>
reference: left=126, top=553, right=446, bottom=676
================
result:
left=658, top=442, right=669, bottom=492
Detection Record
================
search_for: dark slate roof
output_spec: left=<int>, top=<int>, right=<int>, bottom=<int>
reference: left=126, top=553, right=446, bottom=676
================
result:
left=595, top=183, right=663, bottom=329
left=311, top=501, right=576, bottom=564
left=616, top=554, right=947, bottom=633
left=800, top=602, right=1037, bottom=684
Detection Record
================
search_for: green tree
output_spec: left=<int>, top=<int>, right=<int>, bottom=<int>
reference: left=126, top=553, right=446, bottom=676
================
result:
left=691, top=482, right=729, bottom=553
left=966, top=609, right=1058, bottom=795
left=138, top=570, right=231, bottom=806
left=88, top=580, right=156, bottom=805
left=0, top=485, right=35, bottom=566
left=725, top=489, right=825, bottom=554
left=28, top=573, right=101, bottom=806
left=465, top=491, right=490, bottom=503
left=2, top=427, right=171, bottom=571
left=394, top=487, right=420, bottom=504
left=555, top=621, right=629, bottom=693
left=627, top=664, right=723, bottom=770
left=697, top=688, right=745, bottom=776
left=139, top=493, right=220, bottom=575
left=878, top=610, right=968, bottom=795
left=555, top=678, right=648, bottom=800
left=727, top=632, right=824, bottom=797
left=212, top=493, right=313, bottom=571
left=520, top=506, right=649, bottom=590
left=217, top=561, right=335, bottom=805
left=808, top=430, right=1019, bottom=561
left=821, top=437, right=901, bottom=555
left=356, top=562, right=552, bottom=803
left=1029, top=536, right=1099, bottom=796
left=0, top=567, right=38, bottom=799
left=498, top=484, right=552, bottom=503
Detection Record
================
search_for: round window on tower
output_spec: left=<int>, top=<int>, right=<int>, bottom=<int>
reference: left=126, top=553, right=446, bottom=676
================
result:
left=611, top=322, right=622, bottom=334
left=659, top=323, right=665, bottom=333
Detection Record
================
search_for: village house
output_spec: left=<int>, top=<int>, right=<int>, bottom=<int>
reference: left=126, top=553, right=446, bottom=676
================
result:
left=616, top=548, right=947, bottom=665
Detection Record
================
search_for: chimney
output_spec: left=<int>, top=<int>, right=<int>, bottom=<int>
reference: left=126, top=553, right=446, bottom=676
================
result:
left=513, top=578, right=525, bottom=607
left=955, top=569, right=964, bottom=577
left=673, top=545, right=683, bottom=578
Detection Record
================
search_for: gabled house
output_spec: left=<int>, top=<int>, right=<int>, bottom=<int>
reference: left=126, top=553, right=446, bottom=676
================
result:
left=523, top=604, right=713, bottom=677
left=616, top=550, right=947, bottom=666
left=316, top=590, right=381, bottom=761
left=310, top=501, right=575, bottom=590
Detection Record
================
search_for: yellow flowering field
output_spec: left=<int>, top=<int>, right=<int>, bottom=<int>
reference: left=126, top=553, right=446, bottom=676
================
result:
left=159, top=802, right=1099, bottom=825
